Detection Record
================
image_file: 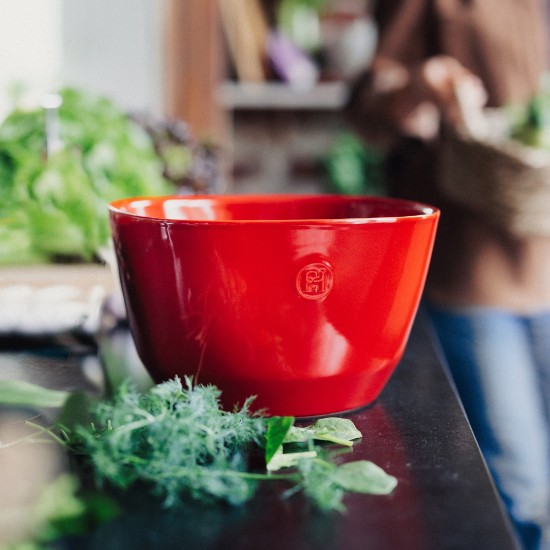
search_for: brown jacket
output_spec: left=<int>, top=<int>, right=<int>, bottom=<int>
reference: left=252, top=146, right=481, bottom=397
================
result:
left=347, top=0, right=550, bottom=311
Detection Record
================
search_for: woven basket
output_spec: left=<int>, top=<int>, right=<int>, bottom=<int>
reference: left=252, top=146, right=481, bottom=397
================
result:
left=438, top=113, right=550, bottom=237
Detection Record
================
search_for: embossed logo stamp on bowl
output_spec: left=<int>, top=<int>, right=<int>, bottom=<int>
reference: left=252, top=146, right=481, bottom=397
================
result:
left=296, top=262, right=334, bottom=300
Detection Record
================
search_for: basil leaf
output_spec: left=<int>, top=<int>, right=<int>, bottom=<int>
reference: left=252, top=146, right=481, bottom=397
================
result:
left=283, top=425, right=315, bottom=444
left=266, top=447, right=317, bottom=472
left=333, top=460, right=398, bottom=495
left=296, top=457, right=346, bottom=512
left=265, top=416, right=294, bottom=466
left=308, top=418, right=362, bottom=446
left=283, top=418, right=362, bottom=446
left=0, top=379, right=70, bottom=408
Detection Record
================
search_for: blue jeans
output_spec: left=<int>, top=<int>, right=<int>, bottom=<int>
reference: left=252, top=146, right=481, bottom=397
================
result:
left=425, top=302, right=550, bottom=550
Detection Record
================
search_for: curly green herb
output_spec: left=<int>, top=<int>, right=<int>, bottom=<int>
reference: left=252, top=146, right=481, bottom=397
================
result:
left=5, top=376, right=397, bottom=512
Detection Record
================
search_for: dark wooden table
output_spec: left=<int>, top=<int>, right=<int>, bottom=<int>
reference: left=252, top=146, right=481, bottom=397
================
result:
left=0, top=310, right=520, bottom=550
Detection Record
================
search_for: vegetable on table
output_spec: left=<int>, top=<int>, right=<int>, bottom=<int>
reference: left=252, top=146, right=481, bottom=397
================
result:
left=0, top=88, right=172, bottom=265
left=1, top=376, right=397, bottom=513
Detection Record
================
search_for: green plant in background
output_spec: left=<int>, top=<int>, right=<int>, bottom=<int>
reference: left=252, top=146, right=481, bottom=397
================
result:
left=277, top=0, right=331, bottom=53
left=0, top=87, right=172, bottom=265
left=324, top=132, right=386, bottom=196
left=510, top=91, right=550, bottom=150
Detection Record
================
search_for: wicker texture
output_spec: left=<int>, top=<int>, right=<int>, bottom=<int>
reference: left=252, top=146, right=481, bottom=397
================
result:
left=438, top=119, right=550, bottom=237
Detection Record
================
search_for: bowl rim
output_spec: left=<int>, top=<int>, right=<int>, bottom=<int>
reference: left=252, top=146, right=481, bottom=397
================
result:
left=108, top=194, right=440, bottom=225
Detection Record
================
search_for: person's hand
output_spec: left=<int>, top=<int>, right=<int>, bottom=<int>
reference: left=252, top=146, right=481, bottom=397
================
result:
left=412, top=55, right=487, bottom=126
left=373, top=55, right=488, bottom=140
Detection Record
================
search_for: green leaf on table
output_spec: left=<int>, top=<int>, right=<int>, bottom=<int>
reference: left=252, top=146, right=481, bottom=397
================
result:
left=296, top=457, right=397, bottom=512
left=332, top=460, right=398, bottom=495
left=265, top=415, right=294, bottom=467
left=308, top=417, right=362, bottom=446
left=0, top=379, right=70, bottom=408
left=297, top=457, right=346, bottom=512
left=309, top=417, right=362, bottom=445
left=282, top=425, right=315, bottom=444
left=266, top=446, right=317, bottom=472
left=54, top=391, right=96, bottom=432
left=266, top=417, right=363, bottom=471
left=283, top=418, right=361, bottom=447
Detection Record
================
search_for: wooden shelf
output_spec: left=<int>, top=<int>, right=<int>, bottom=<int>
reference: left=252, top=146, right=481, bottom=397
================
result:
left=216, top=81, right=348, bottom=111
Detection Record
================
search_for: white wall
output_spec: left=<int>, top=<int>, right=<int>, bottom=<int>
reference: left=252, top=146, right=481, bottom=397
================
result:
left=0, top=0, right=165, bottom=121
left=61, top=0, right=165, bottom=116
left=0, top=0, right=62, bottom=120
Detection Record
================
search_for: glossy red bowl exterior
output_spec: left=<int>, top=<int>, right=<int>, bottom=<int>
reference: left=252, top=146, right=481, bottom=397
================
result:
left=109, top=194, right=439, bottom=416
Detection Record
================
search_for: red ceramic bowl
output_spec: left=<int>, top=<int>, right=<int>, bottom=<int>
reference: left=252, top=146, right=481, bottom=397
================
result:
left=109, top=194, right=439, bottom=416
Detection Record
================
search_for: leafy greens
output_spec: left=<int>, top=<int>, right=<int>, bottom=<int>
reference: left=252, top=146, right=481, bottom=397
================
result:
left=1, top=376, right=397, bottom=514
left=0, top=88, right=171, bottom=264
left=44, top=376, right=397, bottom=512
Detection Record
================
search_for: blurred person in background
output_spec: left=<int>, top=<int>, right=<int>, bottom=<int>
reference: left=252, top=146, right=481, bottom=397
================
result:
left=346, top=1, right=550, bottom=548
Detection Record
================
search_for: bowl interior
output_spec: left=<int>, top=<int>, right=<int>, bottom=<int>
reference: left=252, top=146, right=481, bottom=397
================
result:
left=110, top=195, right=436, bottom=223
